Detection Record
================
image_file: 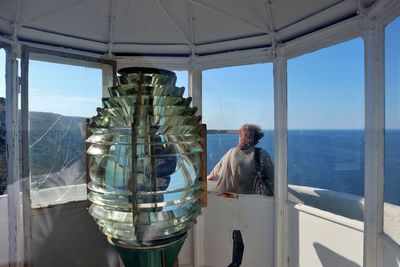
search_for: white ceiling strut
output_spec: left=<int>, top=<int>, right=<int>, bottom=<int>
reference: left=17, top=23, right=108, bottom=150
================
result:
left=357, top=0, right=373, bottom=10
left=362, top=13, right=383, bottom=267
left=187, top=0, right=196, bottom=56
left=356, top=0, right=368, bottom=17
left=264, top=0, right=277, bottom=56
left=156, top=0, right=193, bottom=46
left=190, top=0, right=270, bottom=34
left=111, top=0, right=137, bottom=44
left=12, top=0, right=23, bottom=42
left=358, top=0, right=377, bottom=38
left=265, top=0, right=276, bottom=41
left=107, top=0, right=115, bottom=56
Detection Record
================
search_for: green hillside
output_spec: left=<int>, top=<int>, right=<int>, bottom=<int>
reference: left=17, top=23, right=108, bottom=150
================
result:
left=29, top=111, right=88, bottom=189
left=0, top=102, right=89, bottom=194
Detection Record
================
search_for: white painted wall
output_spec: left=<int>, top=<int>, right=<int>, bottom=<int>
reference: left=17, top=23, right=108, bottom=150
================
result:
left=381, top=236, right=400, bottom=267
left=30, top=201, right=120, bottom=267
left=287, top=203, right=364, bottom=267
left=202, top=191, right=275, bottom=267
left=2, top=190, right=400, bottom=267
left=0, top=195, right=9, bottom=267
left=178, top=227, right=195, bottom=267
left=0, top=194, right=120, bottom=267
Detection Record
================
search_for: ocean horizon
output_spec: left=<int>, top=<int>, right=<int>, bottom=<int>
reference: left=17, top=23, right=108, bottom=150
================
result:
left=207, top=129, right=400, bottom=205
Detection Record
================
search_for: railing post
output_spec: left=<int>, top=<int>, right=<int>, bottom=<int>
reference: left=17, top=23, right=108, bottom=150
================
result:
left=189, top=69, right=202, bottom=116
left=362, top=15, right=385, bottom=267
left=274, top=55, right=288, bottom=267
left=6, top=44, right=23, bottom=267
left=20, top=46, right=32, bottom=267
left=189, top=68, right=205, bottom=267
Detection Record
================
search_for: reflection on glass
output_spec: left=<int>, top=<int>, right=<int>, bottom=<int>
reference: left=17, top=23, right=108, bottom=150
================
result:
left=202, top=63, right=274, bottom=194
left=384, top=17, right=400, bottom=245
left=207, top=131, right=274, bottom=174
left=87, top=68, right=203, bottom=245
left=175, top=71, right=189, bottom=99
left=288, top=38, right=365, bottom=221
left=203, top=64, right=274, bottom=131
left=0, top=48, right=6, bottom=195
left=28, top=58, right=104, bottom=207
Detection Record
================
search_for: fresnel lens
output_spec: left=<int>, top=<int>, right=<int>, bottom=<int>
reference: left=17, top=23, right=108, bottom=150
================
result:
left=86, top=67, right=206, bottom=267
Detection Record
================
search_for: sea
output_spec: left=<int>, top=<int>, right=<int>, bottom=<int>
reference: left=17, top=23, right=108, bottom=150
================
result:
left=207, top=130, right=400, bottom=205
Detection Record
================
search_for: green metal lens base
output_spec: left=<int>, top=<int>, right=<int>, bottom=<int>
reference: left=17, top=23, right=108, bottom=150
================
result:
left=109, top=234, right=186, bottom=267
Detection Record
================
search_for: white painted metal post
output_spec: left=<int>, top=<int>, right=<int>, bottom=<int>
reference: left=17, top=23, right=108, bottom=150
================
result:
left=189, top=68, right=204, bottom=267
left=189, top=69, right=202, bottom=116
left=6, top=45, right=23, bottom=267
left=274, top=56, right=288, bottom=267
left=362, top=16, right=385, bottom=267
left=101, top=65, right=114, bottom=97
left=20, top=47, right=32, bottom=267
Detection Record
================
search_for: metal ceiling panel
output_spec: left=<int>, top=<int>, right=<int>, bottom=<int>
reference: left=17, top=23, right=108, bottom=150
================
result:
left=0, top=0, right=18, bottom=21
left=0, top=0, right=374, bottom=56
left=276, top=0, right=357, bottom=43
left=19, top=0, right=109, bottom=42
left=192, top=1, right=267, bottom=44
left=195, top=34, right=271, bottom=55
left=0, top=19, right=12, bottom=36
left=200, top=0, right=269, bottom=31
left=114, top=0, right=189, bottom=44
left=157, top=0, right=192, bottom=43
left=270, top=0, right=344, bottom=31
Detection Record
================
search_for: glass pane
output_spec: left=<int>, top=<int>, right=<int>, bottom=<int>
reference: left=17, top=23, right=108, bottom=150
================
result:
left=175, top=71, right=188, bottom=98
left=288, top=38, right=365, bottom=221
left=384, top=17, right=400, bottom=245
left=203, top=63, right=274, bottom=195
left=0, top=48, right=6, bottom=195
left=28, top=56, right=108, bottom=207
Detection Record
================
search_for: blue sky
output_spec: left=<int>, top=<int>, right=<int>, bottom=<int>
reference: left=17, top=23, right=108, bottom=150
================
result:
left=0, top=29, right=398, bottom=129
left=0, top=54, right=188, bottom=118
left=28, top=60, right=103, bottom=117
left=203, top=63, right=274, bottom=130
left=202, top=37, right=365, bottom=130
left=385, top=17, right=400, bottom=130
left=28, top=61, right=188, bottom=118
left=288, top=38, right=364, bottom=130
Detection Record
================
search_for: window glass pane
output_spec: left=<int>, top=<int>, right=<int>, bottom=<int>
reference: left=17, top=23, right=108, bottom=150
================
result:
left=175, top=70, right=188, bottom=97
left=203, top=63, right=274, bottom=195
left=384, top=17, right=400, bottom=244
left=28, top=55, right=109, bottom=207
left=288, top=38, right=365, bottom=221
left=0, top=48, right=6, bottom=195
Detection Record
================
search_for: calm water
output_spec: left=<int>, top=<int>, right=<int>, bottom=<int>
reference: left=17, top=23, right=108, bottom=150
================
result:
left=207, top=130, right=400, bottom=205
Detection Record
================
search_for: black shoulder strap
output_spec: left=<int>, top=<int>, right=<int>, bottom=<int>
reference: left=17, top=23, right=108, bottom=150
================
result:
left=254, top=147, right=261, bottom=170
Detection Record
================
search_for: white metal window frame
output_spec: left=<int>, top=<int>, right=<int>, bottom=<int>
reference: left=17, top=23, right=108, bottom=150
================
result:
left=380, top=3, right=400, bottom=254
left=1, top=41, right=23, bottom=267
left=2, top=0, right=398, bottom=265
left=20, top=46, right=117, bottom=209
left=274, top=1, right=400, bottom=267
left=182, top=1, right=399, bottom=267
left=17, top=46, right=117, bottom=267
left=115, top=2, right=400, bottom=265
left=188, top=1, right=399, bottom=265
left=365, top=1, right=400, bottom=267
